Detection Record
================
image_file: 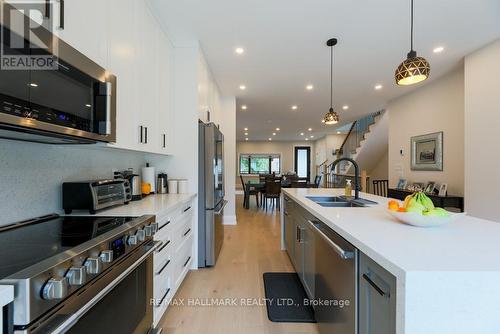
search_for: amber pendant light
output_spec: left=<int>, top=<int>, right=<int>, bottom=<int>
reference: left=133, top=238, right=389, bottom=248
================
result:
left=323, top=38, right=340, bottom=125
left=395, top=0, right=430, bottom=85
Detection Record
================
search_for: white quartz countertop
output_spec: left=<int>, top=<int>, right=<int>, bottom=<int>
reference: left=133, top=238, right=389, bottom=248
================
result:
left=0, top=285, right=13, bottom=307
left=69, top=193, right=196, bottom=218
left=283, top=188, right=500, bottom=277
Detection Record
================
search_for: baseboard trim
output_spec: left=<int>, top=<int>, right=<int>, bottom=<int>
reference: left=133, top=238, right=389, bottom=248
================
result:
left=223, top=215, right=237, bottom=225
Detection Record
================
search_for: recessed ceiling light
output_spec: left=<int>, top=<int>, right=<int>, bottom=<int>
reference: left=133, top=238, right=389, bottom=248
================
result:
left=235, top=47, right=245, bottom=54
left=239, top=85, right=246, bottom=90
left=268, top=138, right=272, bottom=141
left=300, top=132, right=304, bottom=136
left=244, top=127, right=248, bottom=131
left=28, top=83, right=38, bottom=87
left=305, top=138, right=309, bottom=141
left=337, top=131, right=341, bottom=134
left=276, top=128, right=280, bottom=131
left=291, top=105, right=298, bottom=110
left=342, top=105, right=349, bottom=110
left=321, top=119, right=325, bottom=123
left=310, top=135, right=314, bottom=138
left=433, top=46, right=444, bottom=53
left=244, top=132, right=249, bottom=136
left=306, top=84, right=314, bottom=90
left=245, top=138, right=249, bottom=141
left=272, top=133, right=276, bottom=136
left=308, top=128, right=312, bottom=131
left=241, top=105, right=247, bottom=110
left=375, top=84, right=383, bottom=90
left=85, top=104, right=92, bottom=108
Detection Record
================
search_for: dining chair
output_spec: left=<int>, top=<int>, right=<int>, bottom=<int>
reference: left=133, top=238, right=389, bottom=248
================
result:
left=372, top=179, right=389, bottom=197
left=240, top=175, right=259, bottom=209
left=264, top=180, right=281, bottom=211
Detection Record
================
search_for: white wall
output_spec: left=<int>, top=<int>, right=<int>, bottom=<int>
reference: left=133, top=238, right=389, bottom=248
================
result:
left=388, top=68, right=465, bottom=196
left=464, top=39, right=500, bottom=222
left=0, top=141, right=155, bottom=225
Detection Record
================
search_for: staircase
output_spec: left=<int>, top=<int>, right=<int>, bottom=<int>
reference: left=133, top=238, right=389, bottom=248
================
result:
left=324, top=110, right=387, bottom=190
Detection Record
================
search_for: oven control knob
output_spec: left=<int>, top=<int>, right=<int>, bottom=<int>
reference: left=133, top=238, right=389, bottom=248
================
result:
left=150, top=223, right=159, bottom=234
left=66, top=266, right=87, bottom=286
left=136, top=229, right=146, bottom=242
left=144, top=225, right=153, bottom=237
left=84, top=257, right=102, bottom=275
left=99, top=250, right=114, bottom=263
left=127, top=234, right=138, bottom=246
left=42, top=277, right=68, bottom=300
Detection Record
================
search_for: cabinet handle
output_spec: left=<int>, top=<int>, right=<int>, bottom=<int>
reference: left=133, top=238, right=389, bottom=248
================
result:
left=158, top=220, right=170, bottom=231
left=296, top=226, right=300, bottom=242
left=163, top=134, right=166, bottom=148
left=156, top=288, right=171, bottom=308
left=139, top=125, right=143, bottom=143
left=144, top=127, right=148, bottom=143
left=156, top=260, right=171, bottom=276
left=156, top=240, right=170, bottom=253
left=183, top=256, right=191, bottom=268
left=59, top=0, right=65, bottom=29
left=183, top=206, right=191, bottom=213
left=362, top=274, right=388, bottom=297
left=183, top=228, right=191, bottom=237
left=45, top=0, right=50, bottom=18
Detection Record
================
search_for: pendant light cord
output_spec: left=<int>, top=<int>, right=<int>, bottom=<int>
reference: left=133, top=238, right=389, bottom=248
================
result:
left=410, top=0, right=414, bottom=51
left=330, top=45, right=333, bottom=109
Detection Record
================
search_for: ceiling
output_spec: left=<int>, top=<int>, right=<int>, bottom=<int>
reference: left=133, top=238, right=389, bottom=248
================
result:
left=150, top=0, right=500, bottom=141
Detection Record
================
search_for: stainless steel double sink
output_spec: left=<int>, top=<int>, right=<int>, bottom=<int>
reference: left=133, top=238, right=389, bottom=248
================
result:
left=306, top=196, right=377, bottom=208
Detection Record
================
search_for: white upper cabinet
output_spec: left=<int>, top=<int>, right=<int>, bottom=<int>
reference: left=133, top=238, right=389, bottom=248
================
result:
left=106, top=0, right=140, bottom=151
left=157, top=29, right=175, bottom=155
left=52, top=0, right=108, bottom=67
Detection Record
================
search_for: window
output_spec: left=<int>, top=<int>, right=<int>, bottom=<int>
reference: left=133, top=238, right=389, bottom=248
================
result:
left=239, top=154, right=281, bottom=175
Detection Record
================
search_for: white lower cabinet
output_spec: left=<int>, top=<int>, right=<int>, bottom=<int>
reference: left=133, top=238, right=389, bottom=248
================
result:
left=153, top=200, right=194, bottom=327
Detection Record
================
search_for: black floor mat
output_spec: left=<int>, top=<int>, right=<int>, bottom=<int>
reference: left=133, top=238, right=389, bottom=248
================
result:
left=262, top=272, right=316, bottom=323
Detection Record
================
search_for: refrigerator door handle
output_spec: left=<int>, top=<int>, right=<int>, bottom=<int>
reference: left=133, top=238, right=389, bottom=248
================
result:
left=215, top=200, right=228, bottom=215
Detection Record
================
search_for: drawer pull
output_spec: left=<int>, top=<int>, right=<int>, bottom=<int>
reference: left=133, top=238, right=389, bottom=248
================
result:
left=183, top=206, right=191, bottom=213
left=183, top=228, right=191, bottom=237
left=156, top=260, right=171, bottom=275
left=157, top=240, right=171, bottom=253
left=156, top=288, right=171, bottom=308
left=183, top=256, right=191, bottom=268
left=158, top=221, right=171, bottom=231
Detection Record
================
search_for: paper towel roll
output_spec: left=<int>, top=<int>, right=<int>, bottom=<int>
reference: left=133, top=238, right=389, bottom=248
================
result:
left=141, top=165, right=156, bottom=193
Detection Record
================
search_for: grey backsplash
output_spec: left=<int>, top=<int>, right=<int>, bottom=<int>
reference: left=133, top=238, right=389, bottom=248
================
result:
left=0, top=140, right=171, bottom=225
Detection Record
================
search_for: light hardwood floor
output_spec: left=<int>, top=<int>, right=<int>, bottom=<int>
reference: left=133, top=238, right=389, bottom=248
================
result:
left=159, top=195, right=319, bottom=334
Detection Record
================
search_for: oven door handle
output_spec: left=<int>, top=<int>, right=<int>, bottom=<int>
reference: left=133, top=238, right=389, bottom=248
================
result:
left=49, top=240, right=161, bottom=334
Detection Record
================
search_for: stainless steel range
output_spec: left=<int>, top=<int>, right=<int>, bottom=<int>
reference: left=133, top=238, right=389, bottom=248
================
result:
left=0, top=214, right=161, bottom=334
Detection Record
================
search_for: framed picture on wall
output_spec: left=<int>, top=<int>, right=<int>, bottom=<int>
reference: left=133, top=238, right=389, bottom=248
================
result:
left=411, top=132, right=443, bottom=171
left=396, top=178, right=407, bottom=189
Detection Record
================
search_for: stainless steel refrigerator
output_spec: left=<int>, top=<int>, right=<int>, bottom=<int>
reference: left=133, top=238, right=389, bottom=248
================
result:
left=198, top=121, right=226, bottom=267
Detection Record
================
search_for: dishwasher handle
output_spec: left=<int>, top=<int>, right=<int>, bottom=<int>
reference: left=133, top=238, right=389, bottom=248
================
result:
left=308, top=220, right=355, bottom=260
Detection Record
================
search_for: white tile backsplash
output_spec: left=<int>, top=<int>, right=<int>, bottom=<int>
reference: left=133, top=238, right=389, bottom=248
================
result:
left=0, top=140, right=168, bottom=225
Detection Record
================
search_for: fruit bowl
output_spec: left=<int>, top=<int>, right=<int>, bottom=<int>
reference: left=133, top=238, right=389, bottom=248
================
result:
left=387, top=210, right=466, bottom=227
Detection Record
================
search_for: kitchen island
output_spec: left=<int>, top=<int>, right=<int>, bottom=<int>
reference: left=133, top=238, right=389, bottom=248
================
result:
left=281, top=188, right=500, bottom=334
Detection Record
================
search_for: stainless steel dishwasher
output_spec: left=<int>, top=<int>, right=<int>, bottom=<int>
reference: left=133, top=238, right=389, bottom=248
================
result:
left=310, top=220, right=358, bottom=334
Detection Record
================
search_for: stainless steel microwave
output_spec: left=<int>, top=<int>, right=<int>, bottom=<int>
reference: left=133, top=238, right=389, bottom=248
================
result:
left=0, top=2, right=116, bottom=144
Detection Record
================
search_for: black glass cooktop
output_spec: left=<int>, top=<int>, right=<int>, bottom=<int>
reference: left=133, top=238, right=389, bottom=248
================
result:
left=0, top=215, right=135, bottom=279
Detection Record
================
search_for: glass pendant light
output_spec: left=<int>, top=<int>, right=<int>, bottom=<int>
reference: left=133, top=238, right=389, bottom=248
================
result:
left=323, top=38, right=339, bottom=125
left=395, top=0, right=430, bottom=85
